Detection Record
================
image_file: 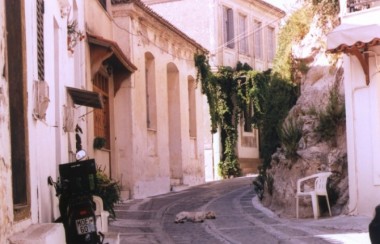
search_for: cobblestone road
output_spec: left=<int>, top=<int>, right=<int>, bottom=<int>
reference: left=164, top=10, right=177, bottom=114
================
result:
left=109, top=177, right=370, bottom=244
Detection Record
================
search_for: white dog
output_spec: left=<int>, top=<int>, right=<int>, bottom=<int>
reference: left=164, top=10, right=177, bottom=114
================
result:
left=174, top=211, right=216, bottom=223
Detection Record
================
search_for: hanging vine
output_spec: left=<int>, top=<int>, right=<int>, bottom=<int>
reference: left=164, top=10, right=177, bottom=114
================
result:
left=195, top=54, right=298, bottom=179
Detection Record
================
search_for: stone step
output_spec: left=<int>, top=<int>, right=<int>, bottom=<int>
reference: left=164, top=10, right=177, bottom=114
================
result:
left=239, top=158, right=262, bottom=175
left=9, top=223, right=65, bottom=244
left=170, top=178, right=182, bottom=186
left=171, top=184, right=189, bottom=192
left=120, top=190, right=130, bottom=203
left=103, top=232, right=120, bottom=244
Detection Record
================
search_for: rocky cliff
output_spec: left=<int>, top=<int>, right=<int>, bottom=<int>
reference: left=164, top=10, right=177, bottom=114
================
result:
left=261, top=14, right=348, bottom=218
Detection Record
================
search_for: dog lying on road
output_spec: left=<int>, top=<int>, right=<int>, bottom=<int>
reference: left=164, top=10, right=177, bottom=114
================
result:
left=174, top=211, right=216, bottom=223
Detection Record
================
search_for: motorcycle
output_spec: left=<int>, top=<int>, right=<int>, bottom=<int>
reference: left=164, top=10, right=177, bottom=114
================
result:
left=48, top=125, right=105, bottom=244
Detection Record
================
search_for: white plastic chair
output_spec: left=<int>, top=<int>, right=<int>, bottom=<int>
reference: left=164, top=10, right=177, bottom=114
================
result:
left=295, top=172, right=332, bottom=219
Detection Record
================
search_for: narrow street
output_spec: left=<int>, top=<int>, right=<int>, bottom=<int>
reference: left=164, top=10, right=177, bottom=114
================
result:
left=109, top=177, right=370, bottom=244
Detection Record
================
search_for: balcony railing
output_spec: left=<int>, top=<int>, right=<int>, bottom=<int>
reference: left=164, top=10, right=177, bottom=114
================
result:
left=347, top=0, right=380, bottom=13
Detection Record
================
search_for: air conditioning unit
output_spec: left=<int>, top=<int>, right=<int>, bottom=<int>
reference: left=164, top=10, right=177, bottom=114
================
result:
left=33, top=80, right=50, bottom=120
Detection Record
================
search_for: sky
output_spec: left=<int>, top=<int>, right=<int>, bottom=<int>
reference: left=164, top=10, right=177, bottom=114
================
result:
left=264, top=0, right=301, bottom=12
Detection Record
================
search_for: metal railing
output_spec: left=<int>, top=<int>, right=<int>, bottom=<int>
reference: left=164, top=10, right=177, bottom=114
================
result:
left=347, top=0, right=380, bottom=12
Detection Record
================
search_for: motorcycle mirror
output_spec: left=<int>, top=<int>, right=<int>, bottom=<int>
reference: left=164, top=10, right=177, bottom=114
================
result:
left=75, top=149, right=87, bottom=161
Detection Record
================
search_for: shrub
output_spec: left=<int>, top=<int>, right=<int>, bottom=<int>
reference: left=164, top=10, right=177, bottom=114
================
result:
left=95, top=167, right=121, bottom=219
left=315, top=84, right=345, bottom=145
left=253, top=73, right=299, bottom=172
left=279, top=117, right=303, bottom=160
left=272, top=6, right=313, bottom=80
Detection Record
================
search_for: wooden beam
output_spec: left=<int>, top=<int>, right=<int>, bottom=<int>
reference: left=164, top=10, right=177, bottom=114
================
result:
left=349, top=48, right=370, bottom=85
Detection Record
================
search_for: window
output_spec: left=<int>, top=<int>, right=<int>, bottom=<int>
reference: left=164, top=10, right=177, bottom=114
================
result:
left=267, top=27, right=275, bottom=62
left=6, top=0, right=30, bottom=220
left=254, top=21, right=263, bottom=60
left=238, top=14, right=248, bottom=55
left=93, top=72, right=110, bottom=150
left=223, top=7, right=234, bottom=49
left=145, top=53, right=157, bottom=130
left=188, top=77, right=197, bottom=138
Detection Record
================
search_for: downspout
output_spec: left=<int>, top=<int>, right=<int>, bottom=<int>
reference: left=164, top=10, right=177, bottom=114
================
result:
left=350, top=83, right=367, bottom=215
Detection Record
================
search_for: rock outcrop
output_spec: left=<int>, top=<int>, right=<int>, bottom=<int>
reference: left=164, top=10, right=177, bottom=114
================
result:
left=261, top=15, right=348, bottom=218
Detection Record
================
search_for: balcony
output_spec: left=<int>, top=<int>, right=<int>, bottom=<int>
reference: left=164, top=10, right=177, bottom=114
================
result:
left=347, top=0, right=380, bottom=13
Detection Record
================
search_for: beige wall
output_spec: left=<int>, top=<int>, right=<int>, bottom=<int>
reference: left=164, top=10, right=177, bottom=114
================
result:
left=105, top=2, right=207, bottom=199
left=145, top=0, right=283, bottom=178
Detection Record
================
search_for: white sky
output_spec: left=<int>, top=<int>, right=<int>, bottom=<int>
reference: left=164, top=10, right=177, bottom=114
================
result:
left=264, top=0, right=302, bottom=12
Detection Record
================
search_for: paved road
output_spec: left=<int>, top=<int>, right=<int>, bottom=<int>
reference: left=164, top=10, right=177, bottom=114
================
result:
left=109, top=177, right=370, bottom=244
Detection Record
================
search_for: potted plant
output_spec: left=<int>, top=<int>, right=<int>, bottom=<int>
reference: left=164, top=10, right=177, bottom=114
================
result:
left=67, top=19, right=85, bottom=53
left=93, top=137, right=107, bottom=150
left=95, top=167, right=121, bottom=219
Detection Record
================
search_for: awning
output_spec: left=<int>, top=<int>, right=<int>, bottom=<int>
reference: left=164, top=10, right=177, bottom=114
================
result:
left=327, top=24, right=380, bottom=85
left=327, top=24, right=380, bottom=52
left=67, top=86, right=103, bottom=109
left=87, top=33, right=137, bottom=94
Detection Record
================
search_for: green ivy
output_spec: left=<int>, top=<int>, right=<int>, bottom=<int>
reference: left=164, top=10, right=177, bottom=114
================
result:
left=195, top=54, right=298, bottom=178
left=272, top=6, right=313, bottom=81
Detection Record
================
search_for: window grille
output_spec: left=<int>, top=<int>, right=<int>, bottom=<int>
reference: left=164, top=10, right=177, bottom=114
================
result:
left=37, top=0, right=44, bottom=81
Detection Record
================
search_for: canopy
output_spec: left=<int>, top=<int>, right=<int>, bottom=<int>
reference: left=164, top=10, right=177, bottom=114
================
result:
left=327, top=24, right=380, bottom=52
left=327, top=24, right=380, bottom=85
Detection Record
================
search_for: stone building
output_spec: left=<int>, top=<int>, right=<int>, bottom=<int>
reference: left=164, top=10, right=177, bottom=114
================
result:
left=143, top=0, right=285, bottom=180
left=0, top=0, right=207, bottom=242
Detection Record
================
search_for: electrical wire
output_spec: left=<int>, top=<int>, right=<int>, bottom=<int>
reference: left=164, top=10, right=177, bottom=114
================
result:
left=110, top=10, right=284, bottom=61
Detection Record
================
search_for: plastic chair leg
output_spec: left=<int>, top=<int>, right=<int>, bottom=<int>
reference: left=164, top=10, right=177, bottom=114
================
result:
left=325, top=195, right=332, bottom=217
left=296, top=197, right=299, bottom=219
left=311, top=194, right=319, bottom=219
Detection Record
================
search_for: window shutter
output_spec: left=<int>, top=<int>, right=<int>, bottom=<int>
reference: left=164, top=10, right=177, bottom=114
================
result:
left=227, top=8, right=234, bottom=48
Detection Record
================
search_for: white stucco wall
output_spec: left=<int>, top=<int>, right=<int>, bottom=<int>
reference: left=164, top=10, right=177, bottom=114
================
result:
left=1, top=0, right=86, bottom=242
left=26, top=0, right=88, bottom=224
left=344, top=49, right=380, bottom=216
left=340, top=2, right=380, bottom=216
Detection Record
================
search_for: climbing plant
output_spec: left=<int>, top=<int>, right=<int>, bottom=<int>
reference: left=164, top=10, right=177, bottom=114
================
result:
left=272, top=6, right=313, bottom=81
left=194, top=54, right=298, bottom=178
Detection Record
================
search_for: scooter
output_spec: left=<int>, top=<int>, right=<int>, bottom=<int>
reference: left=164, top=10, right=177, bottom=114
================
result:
left=48, top=153, right=105, bottom=244
left=49, top=123, right=105, bottom=243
